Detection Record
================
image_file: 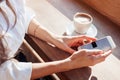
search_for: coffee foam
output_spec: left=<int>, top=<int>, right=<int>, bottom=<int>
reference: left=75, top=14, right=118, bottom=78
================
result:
left=74, top=14, right=91, bottom=23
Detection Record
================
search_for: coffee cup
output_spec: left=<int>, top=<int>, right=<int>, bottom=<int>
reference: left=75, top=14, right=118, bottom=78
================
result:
left=73, top=12, right=93, bottom=34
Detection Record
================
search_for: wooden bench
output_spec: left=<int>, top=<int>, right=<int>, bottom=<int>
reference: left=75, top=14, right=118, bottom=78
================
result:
left=26, top=0, right=120, bottom=80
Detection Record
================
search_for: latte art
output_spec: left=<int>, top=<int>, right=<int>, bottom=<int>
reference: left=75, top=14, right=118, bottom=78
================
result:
left=74, top=15, right=91, bottom=23
left=75, top=17, right=90, bottom=23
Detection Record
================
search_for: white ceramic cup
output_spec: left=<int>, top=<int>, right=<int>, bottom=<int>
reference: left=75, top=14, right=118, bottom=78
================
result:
left=73, top=12, right=93, bottom=34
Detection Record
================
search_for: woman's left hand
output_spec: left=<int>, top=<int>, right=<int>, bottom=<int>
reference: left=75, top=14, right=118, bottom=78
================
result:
left=61, top=35, right=96, bottom=54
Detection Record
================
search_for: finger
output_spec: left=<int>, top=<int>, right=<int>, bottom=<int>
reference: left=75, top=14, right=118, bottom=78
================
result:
left=93, top=50, right=112, bottom=59
left=81, top=38, right=96, bottom=45
left=70, top=40, right=83, bottom=47
left=93, top=56, right=106, bottom=64
left=72, top=35, right=96, bottom=42
left=84, top=36, right=97, bottom=41
left=92, top=50, right=112, bottom=63
left=102, top=50, right=112, bottom=58
left=83, top=39, right=88, bottom=44
left=86, top=49, right=103, bottom=56
left=82, top=39, right=93, bottom=44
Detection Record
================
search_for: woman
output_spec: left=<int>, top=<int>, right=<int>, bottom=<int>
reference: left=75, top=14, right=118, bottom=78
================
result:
left=0, top=0, right=112, bottom=80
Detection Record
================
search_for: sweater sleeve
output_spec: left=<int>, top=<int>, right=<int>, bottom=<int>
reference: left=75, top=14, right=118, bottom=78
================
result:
left=24, top=7, right=35, bottom=33
left=0, top=60, right=32, bottom=80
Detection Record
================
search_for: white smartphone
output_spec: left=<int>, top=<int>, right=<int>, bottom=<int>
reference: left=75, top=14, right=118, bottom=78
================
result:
left=78, top=36, right=116, bottom=51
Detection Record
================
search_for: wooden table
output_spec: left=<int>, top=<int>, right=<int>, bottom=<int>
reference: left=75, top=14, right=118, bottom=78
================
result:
left=26, top=0, right=120, bottom=80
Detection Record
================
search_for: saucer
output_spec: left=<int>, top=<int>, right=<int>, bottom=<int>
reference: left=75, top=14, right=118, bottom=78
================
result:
left=66, top=23, right=97, bottom=37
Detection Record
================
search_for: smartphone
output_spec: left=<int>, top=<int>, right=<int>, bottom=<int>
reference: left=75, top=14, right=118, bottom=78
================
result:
left=78, top=36, right=116, bottom=51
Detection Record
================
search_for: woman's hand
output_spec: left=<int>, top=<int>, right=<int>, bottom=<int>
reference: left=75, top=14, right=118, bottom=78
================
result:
left=63, top=35, right=96, bottom=47
left=61, top=35, right=96, bottom=54
left=66, top=49, right=112, bottom=69
left=28, top=19, right=96, bottom=54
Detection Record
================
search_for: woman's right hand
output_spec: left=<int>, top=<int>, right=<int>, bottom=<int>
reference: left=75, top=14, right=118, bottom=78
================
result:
left=31, top=49, right=111, bottom=79
left=66, top=49, right=112, bottom=69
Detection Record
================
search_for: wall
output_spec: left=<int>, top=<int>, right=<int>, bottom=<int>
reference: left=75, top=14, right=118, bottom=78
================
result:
left=82, top=0, right=120, bottom=26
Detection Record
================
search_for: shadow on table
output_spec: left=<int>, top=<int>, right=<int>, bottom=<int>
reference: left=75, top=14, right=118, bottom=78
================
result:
left=90, top=76, right=98, bottom=80
left=60, top=67, right=92, bottom=80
